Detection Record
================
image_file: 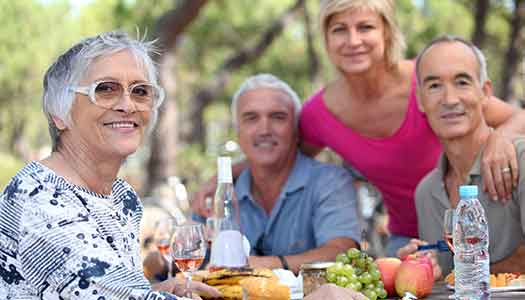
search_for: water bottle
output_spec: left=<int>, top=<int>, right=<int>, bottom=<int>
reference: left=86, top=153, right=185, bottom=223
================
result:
left=207, top=156, right=248, bottom=268
left=453, top=185, right=490, bottom=300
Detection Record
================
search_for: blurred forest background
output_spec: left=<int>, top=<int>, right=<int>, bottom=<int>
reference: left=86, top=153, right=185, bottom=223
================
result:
left=1, top=0, right=524, bottom=203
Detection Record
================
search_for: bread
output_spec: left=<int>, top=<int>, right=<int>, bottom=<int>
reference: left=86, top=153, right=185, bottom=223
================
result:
left=204, top=268, right=276, bottom=286
left=240, top=277, right=290, bottom=300
left=213, top=285, right=243, bottom=300
left=199, top=267, right=281, bottom=300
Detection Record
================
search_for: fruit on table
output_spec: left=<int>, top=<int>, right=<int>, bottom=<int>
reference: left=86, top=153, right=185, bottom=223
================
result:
left=395, top=255, right=434, bottom=298
left=375, top=257, right=401, bottom=296
left=326, top=248, right=388, bottom=300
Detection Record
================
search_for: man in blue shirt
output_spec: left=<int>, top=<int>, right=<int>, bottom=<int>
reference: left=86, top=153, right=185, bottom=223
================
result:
left=146, top=74, right=360, bottom=278
left=227, top=74, right=360, bottom=273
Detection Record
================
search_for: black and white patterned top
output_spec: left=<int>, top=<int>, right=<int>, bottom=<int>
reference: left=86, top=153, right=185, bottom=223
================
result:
left=0, top=161, right=178, bottom=300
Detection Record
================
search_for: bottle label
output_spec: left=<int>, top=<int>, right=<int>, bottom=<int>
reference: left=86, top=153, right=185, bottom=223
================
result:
left=217, top=156, right=233, bottom=183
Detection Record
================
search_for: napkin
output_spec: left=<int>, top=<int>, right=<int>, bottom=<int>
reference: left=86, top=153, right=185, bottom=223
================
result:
left=273, top=269, right=303, bottom=299
left=210, top=230, right=250, bottom=267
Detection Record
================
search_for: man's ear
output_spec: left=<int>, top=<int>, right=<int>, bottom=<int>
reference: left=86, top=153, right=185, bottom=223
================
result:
left=52, top=116, right=67, bottom=130
left=481, top=80, right=493, bottom=102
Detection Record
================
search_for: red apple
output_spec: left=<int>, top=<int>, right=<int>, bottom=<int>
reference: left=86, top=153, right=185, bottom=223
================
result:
left=375, top=257, right=401, bottom=296
left=395, top=255, right=434, bottom=298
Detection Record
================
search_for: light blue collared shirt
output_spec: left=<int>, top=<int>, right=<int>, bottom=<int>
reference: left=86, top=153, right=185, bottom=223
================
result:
left=236, top=152, right=360, bottom=256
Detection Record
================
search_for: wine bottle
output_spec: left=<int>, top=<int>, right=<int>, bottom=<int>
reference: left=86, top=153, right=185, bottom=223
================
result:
left=208, top=156, right=247, bottom=268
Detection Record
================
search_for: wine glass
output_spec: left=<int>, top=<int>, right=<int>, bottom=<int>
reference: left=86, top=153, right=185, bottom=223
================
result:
left=153, top=217, right=176, bottom=278
left=205, top=217, right=221, bottom=249
left=171, top=223, right=207, bottom=298
left=443, top=209, right=455, bottom=253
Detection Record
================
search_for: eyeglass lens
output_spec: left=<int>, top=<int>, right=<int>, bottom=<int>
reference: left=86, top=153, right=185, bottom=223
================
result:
left=94, top=81, right=156, bottom=109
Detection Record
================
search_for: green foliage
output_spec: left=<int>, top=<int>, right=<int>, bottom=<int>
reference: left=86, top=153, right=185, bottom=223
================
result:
left=0, top=0, right=121, bottom=154
left=0, top=1, right=69, bottom=151
left=174, top=144, right=217, bottom=193
left=398, top=0, right=473, bottom=59
left=0, top=152, right=24, bottom=190
left=0, top=0, right=522, bottom=194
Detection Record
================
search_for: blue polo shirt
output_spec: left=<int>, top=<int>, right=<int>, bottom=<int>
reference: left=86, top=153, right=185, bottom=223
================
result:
left=237, top=152, right=360, bottom=256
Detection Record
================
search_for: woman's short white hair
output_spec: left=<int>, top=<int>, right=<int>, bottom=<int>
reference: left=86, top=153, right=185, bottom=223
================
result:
left=231, top=74, right=302, bottom=131
left=42, top=30, right=163, bottom=151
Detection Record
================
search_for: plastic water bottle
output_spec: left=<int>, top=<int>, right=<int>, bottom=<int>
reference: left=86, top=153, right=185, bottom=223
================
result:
left=454, top=185, right=490, bottom=300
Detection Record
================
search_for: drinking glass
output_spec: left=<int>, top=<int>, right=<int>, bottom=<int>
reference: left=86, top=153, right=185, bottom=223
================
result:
left=171, top=223, right=207, bottom=298
left=443, top=209, right=455, bottom=253
left=205, top=217, right=221, bottom=249
left=153, top=217, right=176, bottom=278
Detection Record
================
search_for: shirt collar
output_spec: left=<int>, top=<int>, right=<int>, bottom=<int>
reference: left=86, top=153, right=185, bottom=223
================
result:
left=431, top=147, right=484, bottom=202
left=435, top=147, right=484, bottom=177
left=237, top=151, right=309, bottom=203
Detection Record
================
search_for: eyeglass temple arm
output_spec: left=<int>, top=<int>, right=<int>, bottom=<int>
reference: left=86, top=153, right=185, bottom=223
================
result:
left=68, top=86, right=90, bottom=95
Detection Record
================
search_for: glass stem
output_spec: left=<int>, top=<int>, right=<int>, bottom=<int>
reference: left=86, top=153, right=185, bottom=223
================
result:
left=161, top=254, right=172, bottom=279
left=185, top=271, right=192, bottom=298
left=166, top=257, right=172, bottom=279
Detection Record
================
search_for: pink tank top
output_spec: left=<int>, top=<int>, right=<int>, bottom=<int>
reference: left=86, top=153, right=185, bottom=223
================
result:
left=300, top=78, right=442, bottom=237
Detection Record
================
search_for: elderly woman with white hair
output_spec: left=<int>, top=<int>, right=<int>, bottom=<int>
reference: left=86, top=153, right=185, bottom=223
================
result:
left=0, top=31, right=220, bottom=300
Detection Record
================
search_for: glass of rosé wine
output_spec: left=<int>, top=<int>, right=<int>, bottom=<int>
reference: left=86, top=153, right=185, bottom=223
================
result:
left=171, top=223, right=207, bottom=298
left=153, top=217, right=176, bottom=278
left=443, top=209, right=455, bottom=253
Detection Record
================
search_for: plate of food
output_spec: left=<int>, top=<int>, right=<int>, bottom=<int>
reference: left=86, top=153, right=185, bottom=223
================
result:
left=188, top=267, right=293, bottom=300
left=445, top=272, right=525, bottom=292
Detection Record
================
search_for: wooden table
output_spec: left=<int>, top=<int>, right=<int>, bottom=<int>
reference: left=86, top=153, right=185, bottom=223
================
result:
left=386, top=282, right=525, bottom=299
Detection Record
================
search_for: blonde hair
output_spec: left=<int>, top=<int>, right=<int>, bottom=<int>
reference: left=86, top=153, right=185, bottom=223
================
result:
left=319, top=0, right=406, bottom=68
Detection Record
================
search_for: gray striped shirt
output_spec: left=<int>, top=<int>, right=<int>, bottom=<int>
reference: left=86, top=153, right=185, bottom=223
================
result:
left=0, top=162, right=178, bottom=300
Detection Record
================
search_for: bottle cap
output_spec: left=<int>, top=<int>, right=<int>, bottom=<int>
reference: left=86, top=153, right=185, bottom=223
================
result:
left=459, top=185, right=478, bottom=198
left=217, top=156, right=233, bottom=183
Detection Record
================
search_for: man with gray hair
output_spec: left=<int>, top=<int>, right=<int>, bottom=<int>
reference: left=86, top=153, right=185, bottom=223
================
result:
left=199, top=74, right=360, bottom=273
left=398, top=36, right=525, bottom=276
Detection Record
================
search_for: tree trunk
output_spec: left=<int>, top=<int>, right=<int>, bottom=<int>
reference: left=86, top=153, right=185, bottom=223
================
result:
left=499, top=0, right=525, bottom=101
left=181, top=0, right=306, bottom=147
left=471, top=0, right=490, bottom=48
left=302, top=1, right=322, bottom=88
left=154, top=0, right=209, bottom=55
left=144, top=52, right=178, bottom=194
left=143, top=0, right=208, bottom=196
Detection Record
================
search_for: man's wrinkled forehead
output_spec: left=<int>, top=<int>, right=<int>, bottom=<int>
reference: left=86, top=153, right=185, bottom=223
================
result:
left=238, top=88, right=294, bottom=113
left=418, top=41, right=480, bottom=81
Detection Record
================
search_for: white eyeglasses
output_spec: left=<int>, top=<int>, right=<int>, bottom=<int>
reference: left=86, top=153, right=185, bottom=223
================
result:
left=70, top=80, right=164, bottom=111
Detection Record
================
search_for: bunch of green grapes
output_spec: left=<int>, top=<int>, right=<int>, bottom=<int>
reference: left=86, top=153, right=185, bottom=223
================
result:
left=325, top=248, right=387, bottom=300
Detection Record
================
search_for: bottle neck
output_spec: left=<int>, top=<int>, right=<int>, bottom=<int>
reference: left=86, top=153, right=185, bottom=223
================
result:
left=217, top=156, right=233, bottom=183
left=218, top=177, right=233, bottom=184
